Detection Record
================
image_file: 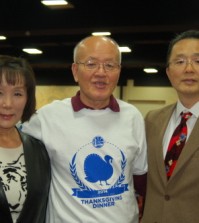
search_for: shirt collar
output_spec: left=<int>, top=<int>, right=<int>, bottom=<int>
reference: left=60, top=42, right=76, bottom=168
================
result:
left=176, top=100, right=199, bottom=118
left=71, top=91, right=120, bottom=112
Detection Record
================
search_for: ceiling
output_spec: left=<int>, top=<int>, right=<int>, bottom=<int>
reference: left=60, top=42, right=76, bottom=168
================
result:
left=0, top=0, right=199, bottom=86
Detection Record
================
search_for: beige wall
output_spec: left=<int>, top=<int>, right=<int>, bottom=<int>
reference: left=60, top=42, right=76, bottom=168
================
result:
left=36, top=79, right=178, bottom=117
left=123, top=80, right=178, bottom=117
left=36, top=85, right=79, bottom=109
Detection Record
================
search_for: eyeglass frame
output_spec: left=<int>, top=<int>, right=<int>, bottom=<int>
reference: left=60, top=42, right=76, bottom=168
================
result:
left=168, top=57, right=199, bottom=69
left=76, top=60, right=121, bottom=72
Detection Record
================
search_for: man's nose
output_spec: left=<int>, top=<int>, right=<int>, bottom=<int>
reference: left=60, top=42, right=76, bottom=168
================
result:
left=184, top=59, right=195, bottom=71
left=96, top=63, right=108, bottom=74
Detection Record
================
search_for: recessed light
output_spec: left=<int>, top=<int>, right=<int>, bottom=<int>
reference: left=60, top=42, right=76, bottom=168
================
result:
left=22, top=48, right=43, bottom=54
left=0, top=36, right=6, bottom=40
left=41, top=0, right=73, bottom=9
left=92, top=32, right=111, bottom=36
left=119, top=46, right=131, bottom=53
left=41, top=0, right=68, bottom=6
left=143, top=68, right=158, bottom=73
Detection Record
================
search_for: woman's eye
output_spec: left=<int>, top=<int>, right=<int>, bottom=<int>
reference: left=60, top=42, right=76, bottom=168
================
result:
left=14, top=92, right=23, bottom=96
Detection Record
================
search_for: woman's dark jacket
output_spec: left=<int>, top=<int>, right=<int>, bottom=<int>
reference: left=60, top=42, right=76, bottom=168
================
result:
left=0, top=130, right=51, bottom=223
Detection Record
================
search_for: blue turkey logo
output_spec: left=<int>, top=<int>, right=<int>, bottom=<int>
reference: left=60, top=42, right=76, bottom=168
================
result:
left=84, top=154, right=113, bottom=186
left=70, top=136, right=128, bottom=205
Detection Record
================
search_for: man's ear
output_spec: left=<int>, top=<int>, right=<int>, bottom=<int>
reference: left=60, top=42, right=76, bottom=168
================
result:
left=166, top=67, right=170, bottom=79
left=71, top=63, right=79, bottom=82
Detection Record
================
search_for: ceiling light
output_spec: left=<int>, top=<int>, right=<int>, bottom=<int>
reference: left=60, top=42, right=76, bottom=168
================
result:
left=119, top=46, right=131, bottom=53
left=41, top=0, right=73, bottom=9
left=41, top=0, right=68, bottom=6
left=92, top=32, right=111, bottom=36
left=22, top=48, right=43, bottom=54
left=143, top=68, right=158, bottom=73
left=0, top=36, right=6, bottom=40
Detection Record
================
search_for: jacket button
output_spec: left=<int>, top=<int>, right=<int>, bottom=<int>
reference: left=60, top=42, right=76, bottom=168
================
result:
left=165, top=194, right=170, bottom=200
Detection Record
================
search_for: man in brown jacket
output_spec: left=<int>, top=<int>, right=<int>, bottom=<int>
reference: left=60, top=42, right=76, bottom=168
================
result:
left=142, top=30, right=199, bottom=223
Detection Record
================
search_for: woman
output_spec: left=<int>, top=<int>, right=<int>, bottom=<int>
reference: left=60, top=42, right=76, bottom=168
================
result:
left=0, top=55, right=51, bottom=223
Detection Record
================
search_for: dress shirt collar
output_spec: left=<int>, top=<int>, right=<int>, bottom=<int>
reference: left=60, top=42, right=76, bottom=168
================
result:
left=71, top=91, right=120, bottom=112
left=176, top=100, right=199, bottom=119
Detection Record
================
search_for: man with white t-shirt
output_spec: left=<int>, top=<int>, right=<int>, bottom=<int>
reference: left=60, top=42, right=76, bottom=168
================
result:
left=22, top=35, right=147, bottom=223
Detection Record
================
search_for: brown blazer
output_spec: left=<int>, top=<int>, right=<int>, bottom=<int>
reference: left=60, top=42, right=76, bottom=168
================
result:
left=142, top=103, right=199, bottom=223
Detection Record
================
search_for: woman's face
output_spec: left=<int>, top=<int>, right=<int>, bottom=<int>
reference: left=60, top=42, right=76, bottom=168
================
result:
left=0, top=75, right=27, bottom=131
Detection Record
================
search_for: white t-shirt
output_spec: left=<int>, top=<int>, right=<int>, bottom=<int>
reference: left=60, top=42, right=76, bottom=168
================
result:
left=22, top=98, right=147, bottom=223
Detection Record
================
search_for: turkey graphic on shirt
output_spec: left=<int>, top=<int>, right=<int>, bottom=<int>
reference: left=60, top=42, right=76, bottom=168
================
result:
left=70, top=136, right=128, bottom=208
left=84, top=154, right=113, bottom=186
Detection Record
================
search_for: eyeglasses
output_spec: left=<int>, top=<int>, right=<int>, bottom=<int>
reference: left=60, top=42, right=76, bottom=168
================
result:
left=76, top=60, right=120, bottom=72
left=169, top=57, right=199, bottom=70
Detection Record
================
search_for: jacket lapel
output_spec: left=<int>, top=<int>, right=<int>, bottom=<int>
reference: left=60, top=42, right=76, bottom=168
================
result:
left=154, top=104, right=176, bottom=183
left=17, top=131, right=34, bottom=219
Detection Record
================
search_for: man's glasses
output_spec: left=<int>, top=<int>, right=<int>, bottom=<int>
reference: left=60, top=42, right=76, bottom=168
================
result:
left=169, top=57, right=199, bottom=70
left=76, top=60, right=120, bottom=72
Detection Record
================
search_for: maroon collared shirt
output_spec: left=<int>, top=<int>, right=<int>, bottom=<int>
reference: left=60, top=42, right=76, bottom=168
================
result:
left=71, top=91, right=120, bottom=112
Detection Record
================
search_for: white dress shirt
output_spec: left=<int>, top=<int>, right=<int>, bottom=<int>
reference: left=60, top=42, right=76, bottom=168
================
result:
left=163, top=100, right=199, bottom=158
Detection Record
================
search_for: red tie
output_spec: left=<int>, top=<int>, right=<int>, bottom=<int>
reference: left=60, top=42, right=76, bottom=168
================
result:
left=165, top=112, right=192, bottom=179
